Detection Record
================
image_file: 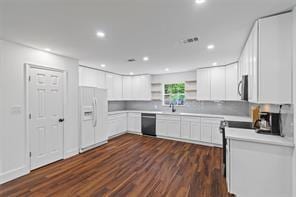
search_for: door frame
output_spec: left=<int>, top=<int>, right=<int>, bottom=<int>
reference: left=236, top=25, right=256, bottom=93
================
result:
left=25, top=63, right=67, bottom=171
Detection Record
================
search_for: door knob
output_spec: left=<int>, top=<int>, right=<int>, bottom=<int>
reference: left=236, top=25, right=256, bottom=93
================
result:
left=59, top=118, right=65, bottom=123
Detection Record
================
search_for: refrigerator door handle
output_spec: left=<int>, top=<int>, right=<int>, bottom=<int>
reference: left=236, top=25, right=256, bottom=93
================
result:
left=93, top=97, right=98, bottom=127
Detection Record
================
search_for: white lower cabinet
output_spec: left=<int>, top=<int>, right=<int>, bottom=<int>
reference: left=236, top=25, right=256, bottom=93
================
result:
left=200, top=118, right=223, bottom=145
left=181, top=117, right=201, bottom=141
left=211, top=122, right=222, bottom=145
left=156, top=119, right=168, bottom=136
left=156, top=115, right=180, bottom=138
left=108, top=113, right=127, bottom=137
left=227, top=139, right=293, bottom=197
left=158, top=115, right=222, bottom=147
left=127, top=112, right=141, bottom=133
left=180, top=121, right=191, bottom=139
left=201, top=121, right=212, bottom=143
left=167, top=120, right=181, bottom=138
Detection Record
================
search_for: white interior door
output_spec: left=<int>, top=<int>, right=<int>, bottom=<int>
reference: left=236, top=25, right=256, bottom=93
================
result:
left=29, top=66, right=64, bottom=170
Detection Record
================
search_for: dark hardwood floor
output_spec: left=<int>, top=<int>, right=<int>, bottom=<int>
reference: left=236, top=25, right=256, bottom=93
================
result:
left=0, top=134, right=229, bottom=197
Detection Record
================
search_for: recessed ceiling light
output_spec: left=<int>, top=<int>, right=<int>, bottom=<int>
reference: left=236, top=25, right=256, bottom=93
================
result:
left=212, top=62, right=217, bottom=66
left=195, top=0, right=206, bottom=4
left=207, top=44, right=215, bottom=50
left=165, top=68, right=169, bottom=72
left=44, top=48, right=51, bottom=52
left=129, top=72, right=134, bottom=75
left=143, top=56, right=149, bottom=61
left=96, top=31, right=105, bottom=38
left=100, top=64, right=106, bottom=68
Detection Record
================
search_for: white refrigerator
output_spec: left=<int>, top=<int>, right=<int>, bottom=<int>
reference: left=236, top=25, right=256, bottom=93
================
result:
left=79, top=86, right=108, bottom=152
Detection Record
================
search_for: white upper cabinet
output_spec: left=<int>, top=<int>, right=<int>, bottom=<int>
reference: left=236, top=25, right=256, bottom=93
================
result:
left=123, top=76, right=133, bottom=100
left=238, top=12, right=292, bottom=104
left=80, top=69, right=151, bottom=101
left=196, top=68, right=211, bottom=100
left=79, top=66, right=106, bottom=89
left=211, top=66, right=226, bottom=100
left=258, top=13, right=292, bottom=104
left=225, top=63, right=239, bottom=100
left=248, top=22, right=258, bottom=103
left=132, top=75, right=151, bottom=100
left=197, top=66, right=230, bottom=101
left=106, top=73, right=123, bottom=101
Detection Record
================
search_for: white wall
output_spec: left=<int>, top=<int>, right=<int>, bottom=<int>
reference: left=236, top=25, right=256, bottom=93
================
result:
left=152, top=70, right=196, bottom=84
left=293, top=6, right=296, bottom=197
left=0, top=40, right=3, bottom=182
left=0, top=40, right=80, bottom=184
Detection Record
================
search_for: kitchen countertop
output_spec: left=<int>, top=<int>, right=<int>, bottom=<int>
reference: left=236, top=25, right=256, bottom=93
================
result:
left=108, top=110, right=251, bottom=122
left=225, top=127, right=294, bottom=147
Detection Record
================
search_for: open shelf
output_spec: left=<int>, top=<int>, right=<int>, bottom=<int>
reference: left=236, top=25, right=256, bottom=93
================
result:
left=185, top=89, right=196, bottom=92
left=185, top=80, right=197, bottom=83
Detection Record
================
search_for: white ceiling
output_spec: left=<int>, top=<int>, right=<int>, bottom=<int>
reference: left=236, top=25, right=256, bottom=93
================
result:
left=1, top=0, right=295, bottom=75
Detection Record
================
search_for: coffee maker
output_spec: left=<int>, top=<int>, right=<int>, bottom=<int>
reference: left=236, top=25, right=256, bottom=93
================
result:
left=254, top=112, right=281, bottom=136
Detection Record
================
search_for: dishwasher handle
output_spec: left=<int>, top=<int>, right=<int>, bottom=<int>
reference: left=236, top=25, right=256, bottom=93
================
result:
left=142, top=116, right=156, bottom=119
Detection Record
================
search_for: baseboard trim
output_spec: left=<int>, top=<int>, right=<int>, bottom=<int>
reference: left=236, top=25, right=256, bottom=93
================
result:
left=79, top=140, right=108, bottom=153
left=0, top=165, right=30, bottom=184
left=157, top=136, right=222, bottom=148
left=127, top=131, right=142, bottom=135
left=108, top=131, right=128, bottom=139
left=64, top=148, right=79, bottom=159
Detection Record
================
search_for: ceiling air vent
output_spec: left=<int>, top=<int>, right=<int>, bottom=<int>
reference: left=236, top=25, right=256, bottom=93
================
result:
left=128, top=58, right=136, bottom=62
left=183, top=37, right=199, bottom=44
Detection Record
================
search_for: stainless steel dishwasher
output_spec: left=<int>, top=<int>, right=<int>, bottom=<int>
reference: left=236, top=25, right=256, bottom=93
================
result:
left=141, top=113, right=156, bottom=136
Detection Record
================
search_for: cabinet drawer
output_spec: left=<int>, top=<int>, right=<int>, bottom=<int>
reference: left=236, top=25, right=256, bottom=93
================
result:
left=201, top=117, right=223, bottom=124
left=181, top=116, right=201, bottom=123
left=109, top=113, right=127, bottom=120
left=156, top=114, right=181, bottom=121
left=128, top=112, right=141, bottom=118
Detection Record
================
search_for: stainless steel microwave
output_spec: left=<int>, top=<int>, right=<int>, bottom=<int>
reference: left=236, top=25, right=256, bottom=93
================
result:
left=238, top=75, right=248, bottom=101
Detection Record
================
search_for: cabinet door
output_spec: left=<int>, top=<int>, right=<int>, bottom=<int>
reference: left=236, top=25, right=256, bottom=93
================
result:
left=196, top=69, right=211, bottom=100
left=106, top=73, right=113, bottom=100
left=141, top=75, right=151, bottom=100
left=191, top=122, right=201, bottom=141
left=132, top=76, right=141, bottom=100
left=181, top=121, right=191, bottom=139
left=128, top=113, right=141, bottom=132
left=128, top=116, right=135, bottom=131
left=167, top=120, right=180, bottom=138
left=211, top=67, right=226, bottom=100
left=79, top=67, right=106, bottom=88
left=119, top=114, right=127, bottom=133
left=211, top=123, right=222, bottom=145
left=123, top=76, right=133, bottom=100
left=201, top=123, right=212, bottom=143
left=108, top=118, right=117, bottom=137
left=113, top=74, right=123, bottom=100
left=258, top=13, right=292, bottom=104
left=156, top=119, right=167, bottom=136
left=225, top=63, right=239, bottom=100
left=249, top=22, right=258, bottom=103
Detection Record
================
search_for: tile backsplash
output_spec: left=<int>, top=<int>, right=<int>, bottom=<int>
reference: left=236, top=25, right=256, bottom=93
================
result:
left=109, top=100, right=250, bottom=116
left=108, top=101, right=126, bottom=111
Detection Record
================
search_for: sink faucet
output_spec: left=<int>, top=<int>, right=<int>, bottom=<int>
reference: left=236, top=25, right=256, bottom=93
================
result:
left=169, top=103, right=176, bottom=113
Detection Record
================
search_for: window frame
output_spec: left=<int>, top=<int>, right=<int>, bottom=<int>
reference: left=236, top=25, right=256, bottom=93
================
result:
left=162, top=82, right=185, bottom=106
